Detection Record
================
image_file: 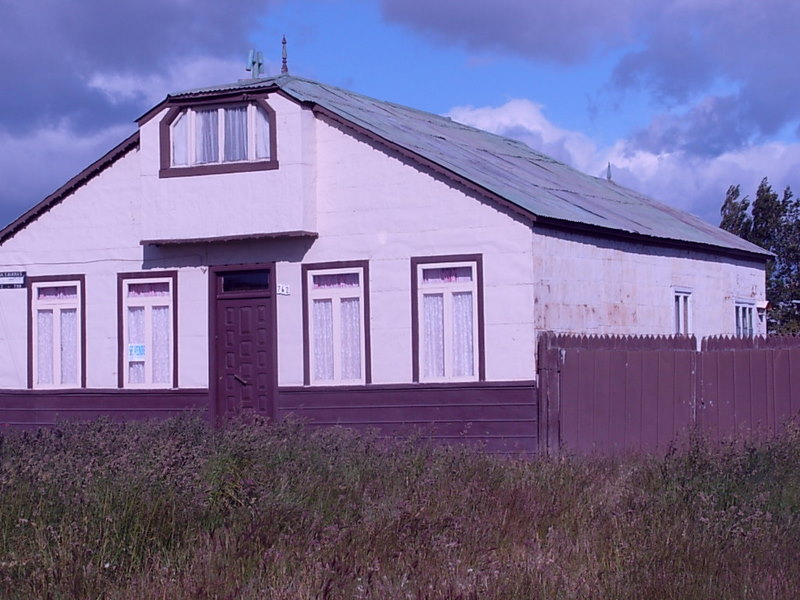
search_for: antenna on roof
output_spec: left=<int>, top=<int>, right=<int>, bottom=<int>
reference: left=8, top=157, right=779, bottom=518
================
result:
left=281, top=35, right=288, bottom=74
left=246, top=49, right=264, bottom=78
left=606, top=162, right=612, bottom=181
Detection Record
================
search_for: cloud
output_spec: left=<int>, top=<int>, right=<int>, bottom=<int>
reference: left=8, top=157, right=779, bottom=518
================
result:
left=0, top=122, right=135, bottom=227
left=448, top=99, right=800, bottom=224
left=0, top=0, right=275, bottom=135
left=381, top=0, right=800, bottom=157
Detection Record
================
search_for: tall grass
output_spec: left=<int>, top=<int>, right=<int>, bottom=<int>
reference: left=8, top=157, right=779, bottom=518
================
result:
left=0, top=416, right=798, bottom=599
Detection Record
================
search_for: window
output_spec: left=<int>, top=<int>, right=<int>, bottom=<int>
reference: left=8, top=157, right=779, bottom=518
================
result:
left=29, top=277, right=85, bottom=388
left=412, top=256, right=484, bottom=382
left=673, top=289, right=691, bottom=335
left=159, top=98, right=277, bottom=178
left=118, top=273, right=177, bottom=388
left=303, top=262, right=370, bottom=385
left=735, top=301, right=754, bottom=337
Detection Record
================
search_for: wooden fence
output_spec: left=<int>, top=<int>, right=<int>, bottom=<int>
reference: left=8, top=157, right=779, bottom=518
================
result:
left=537, top=333, right=800, bottom=454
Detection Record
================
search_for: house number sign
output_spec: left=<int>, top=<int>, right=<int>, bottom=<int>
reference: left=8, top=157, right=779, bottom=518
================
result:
left=0, top=272, right=25, bottom=289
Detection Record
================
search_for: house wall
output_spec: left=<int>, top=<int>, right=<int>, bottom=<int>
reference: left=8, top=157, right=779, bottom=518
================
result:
left=273, top=116, right=538, bottom=385
left=533, top=228, right=767, bottom=340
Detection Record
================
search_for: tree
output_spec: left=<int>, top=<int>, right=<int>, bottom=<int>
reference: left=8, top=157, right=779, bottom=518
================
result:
left=719, top=178, right=800, bottom=333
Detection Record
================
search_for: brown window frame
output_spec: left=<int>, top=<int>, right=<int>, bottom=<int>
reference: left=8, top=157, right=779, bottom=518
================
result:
left=158, top=95, right=279, bottom=178
left=117, top=271, right=178, bottom=388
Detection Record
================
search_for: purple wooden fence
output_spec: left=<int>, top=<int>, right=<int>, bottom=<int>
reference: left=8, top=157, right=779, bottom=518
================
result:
left=538, top=333, right=800, bottom=454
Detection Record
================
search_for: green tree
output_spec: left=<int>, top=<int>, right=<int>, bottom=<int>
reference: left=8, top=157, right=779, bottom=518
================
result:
left=720, top=178, right=800, bottom=333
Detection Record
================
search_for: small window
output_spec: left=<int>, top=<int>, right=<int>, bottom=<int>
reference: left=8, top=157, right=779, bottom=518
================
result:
left=30, top=278, right=84, bottom=388
left=673, top=290, right=691, bottom=335
left=413, top=258, right=481, bottom=382
left=735, top=302, right=754, bottom=337
left=160, top=98, right=278, bottom=178
left=305, top=265, right=368, bottom=385
left=120, top=275, right=176, bottom=388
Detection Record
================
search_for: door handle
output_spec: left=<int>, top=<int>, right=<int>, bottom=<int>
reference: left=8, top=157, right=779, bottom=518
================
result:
left=233, top=374, right=248, bottom=385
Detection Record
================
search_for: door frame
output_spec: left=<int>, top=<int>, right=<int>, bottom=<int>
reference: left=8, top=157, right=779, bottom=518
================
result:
left=208, top=262, right=278, bottom=425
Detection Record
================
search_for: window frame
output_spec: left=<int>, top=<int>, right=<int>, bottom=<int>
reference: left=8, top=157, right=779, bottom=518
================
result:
left=27, top=275, right=86, bottom=389
left=735, top=300, right=755, bottom=337
left=159, top=95, right=278, bottom=178
left=117, top=271, right=178, bottom=389
left=673, top=287, right=692, bottom=335
left=301, top=261, right=371, bottom=386
left=411, top=254, right=485, bottom=383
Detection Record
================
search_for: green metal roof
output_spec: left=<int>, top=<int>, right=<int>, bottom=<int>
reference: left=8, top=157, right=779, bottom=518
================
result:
left=169, top=74, right=769, bottom=259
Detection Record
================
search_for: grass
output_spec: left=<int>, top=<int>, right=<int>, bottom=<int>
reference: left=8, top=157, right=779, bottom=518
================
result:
left=0, top=416, right=799, bottom=599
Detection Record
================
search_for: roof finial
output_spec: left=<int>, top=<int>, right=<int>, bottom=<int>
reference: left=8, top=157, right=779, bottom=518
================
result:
left=281, top=35, right=288, bottom=74
left=606, top=162, right=612, bottom=181
left=246, top=49, right=264, bottom=78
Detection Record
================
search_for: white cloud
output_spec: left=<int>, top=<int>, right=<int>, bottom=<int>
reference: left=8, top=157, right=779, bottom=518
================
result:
left=448, top=99, right=800, bottom=224
left=87, top=55, right=271, bottom=107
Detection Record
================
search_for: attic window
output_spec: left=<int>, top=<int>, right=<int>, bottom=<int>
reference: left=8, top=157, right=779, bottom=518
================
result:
left=159, top=98, right=278, bottom=178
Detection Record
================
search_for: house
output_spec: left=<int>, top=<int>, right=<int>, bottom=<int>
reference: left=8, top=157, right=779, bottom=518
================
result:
left=0, top=73, right=769, bottom=449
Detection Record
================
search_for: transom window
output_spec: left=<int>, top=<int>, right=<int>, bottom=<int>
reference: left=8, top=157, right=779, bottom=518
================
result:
left=413, top=258, right=482, bottom=382
left=304, top=264, right=369, bottom=385
left=119, top=274, right=177, bottom=388
left=30, top=278, right=84, bottom=388
left=735, top=301, right=754, bottom=337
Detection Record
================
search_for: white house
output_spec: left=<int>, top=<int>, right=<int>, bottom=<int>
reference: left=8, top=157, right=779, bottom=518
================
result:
left=0, top=74, right=769, bottom=446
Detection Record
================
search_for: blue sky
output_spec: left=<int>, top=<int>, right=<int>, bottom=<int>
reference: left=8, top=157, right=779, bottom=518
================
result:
left=1, top=0, right=799, bottom=227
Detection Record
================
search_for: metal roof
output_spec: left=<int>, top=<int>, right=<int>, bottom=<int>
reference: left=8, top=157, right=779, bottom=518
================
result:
left=169, top=75, right=769, bottom=258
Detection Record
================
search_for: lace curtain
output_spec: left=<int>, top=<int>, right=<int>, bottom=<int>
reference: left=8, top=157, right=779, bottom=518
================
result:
left=340, top=298, right=361, bottom=379
left=313, top=299, right=334, bottom=380
left=152, top=306, right=170, bottom=384
left=128, top=306, right=145, bottom=384
left=36, top=310, right=53, bottom=385
left=196, top=109, right=219, bottom=164
left=452, top=292, right=474, bottom=377
left=255, top=108, right=271, bottom=159
left=224, top=107, right=247, bottom=162
left=423, top=294, right=445, bottom=378
left=59, top=309, right=78, bottom=385
left=171, top=111, right=188, bottom=165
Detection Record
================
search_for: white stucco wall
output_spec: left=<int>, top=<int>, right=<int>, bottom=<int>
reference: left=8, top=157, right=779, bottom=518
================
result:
left=533, top=229, right=767, bottom=339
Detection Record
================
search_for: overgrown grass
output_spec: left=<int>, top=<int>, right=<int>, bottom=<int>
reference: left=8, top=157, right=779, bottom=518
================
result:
left=1, top=416, right=799, bottom=599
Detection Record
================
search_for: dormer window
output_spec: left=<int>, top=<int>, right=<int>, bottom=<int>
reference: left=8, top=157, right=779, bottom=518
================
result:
left=159, top=97, right=278, bottom=178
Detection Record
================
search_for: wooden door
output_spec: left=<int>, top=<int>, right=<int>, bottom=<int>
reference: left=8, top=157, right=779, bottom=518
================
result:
left=211, top=267, right=275, bottom=421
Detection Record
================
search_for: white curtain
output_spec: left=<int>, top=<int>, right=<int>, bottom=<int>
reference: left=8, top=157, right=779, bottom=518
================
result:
left=313, top=299, right=334, bottom=380
left=171, top=111, right=188, bottom=165
left=423, top=294, right=445, bottom=378
left=36, top=310, right=53, bottom=385
left=255, top=107, right=270, bottom=159
left=59, top=308, right=78, bottom=385
left=128, top=306, right=145, bottom=384
left=196, top=109, right=219, bottom=163
left=224, top=107, right=247, bottom=162
left=340, top=298, right=361, bottom=379
left=152, top=306, right=170, bottom=384
left=452, top=292, right=474, bottom=377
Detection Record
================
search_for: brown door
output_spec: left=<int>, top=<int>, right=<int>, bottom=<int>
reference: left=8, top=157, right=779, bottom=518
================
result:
left=211, top=267, right=276, bottom=421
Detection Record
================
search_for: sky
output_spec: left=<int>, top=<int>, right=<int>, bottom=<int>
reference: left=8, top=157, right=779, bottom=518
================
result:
left=1, top=0, right=799, bottom=228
